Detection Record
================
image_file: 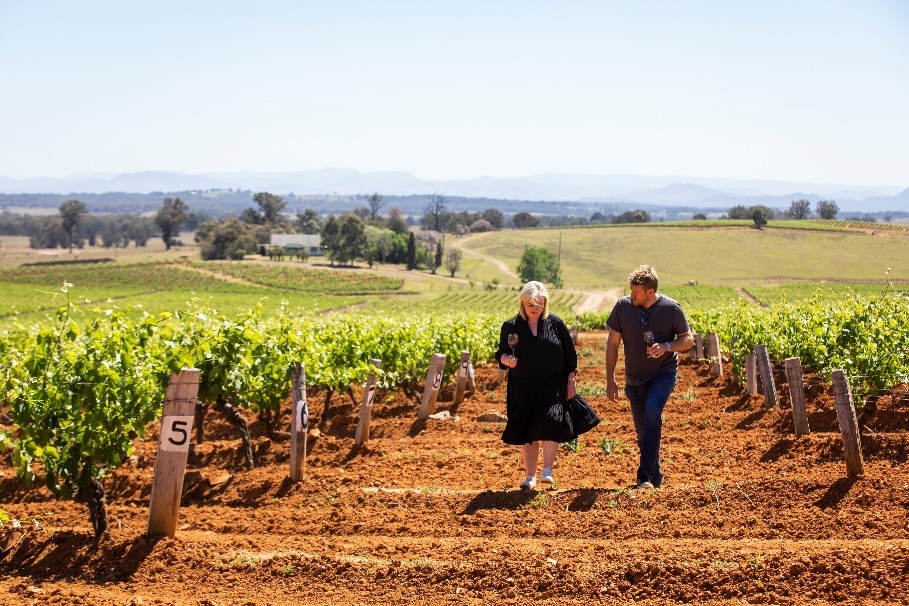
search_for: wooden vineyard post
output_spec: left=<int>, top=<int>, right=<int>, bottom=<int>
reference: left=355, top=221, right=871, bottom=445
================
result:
left=147, top=368, right=201, bottom=538
left=832, top=370, right=865, bottom=477
left=290, top=363, right=309, bottom=482
left=354, top=359, right=382, bottom=447
left=418, top=353, right=447, bottom=421
left=695, top=334, right=704, bottom=360
left=451, top=350, right=471, bottom=412
left=754, top=345, right=778, bottom=408
left=467, top=362, right=476, bottom=394
left=745, top=354, right=758, bottom=395
left=783, top=357, right=810, bottom=437
left=707, top=333, right=723, bottom=377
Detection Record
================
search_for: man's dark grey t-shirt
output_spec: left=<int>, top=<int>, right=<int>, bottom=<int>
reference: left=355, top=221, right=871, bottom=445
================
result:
left=606, top=294, right=690, bottom=386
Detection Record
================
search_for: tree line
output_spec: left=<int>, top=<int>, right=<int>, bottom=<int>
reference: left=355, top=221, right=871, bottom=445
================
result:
left=0, top=199, right=210, bottom=252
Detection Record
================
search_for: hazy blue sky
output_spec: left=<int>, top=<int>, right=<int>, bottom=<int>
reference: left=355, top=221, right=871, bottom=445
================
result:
left=1, top=1, right=907, bottom=186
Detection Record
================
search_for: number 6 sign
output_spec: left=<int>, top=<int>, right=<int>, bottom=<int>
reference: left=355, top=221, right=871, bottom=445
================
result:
left=147, top=369, right=201, bottom=538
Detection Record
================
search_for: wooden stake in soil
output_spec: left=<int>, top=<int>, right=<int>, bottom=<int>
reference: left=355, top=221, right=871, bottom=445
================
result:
left=783, top=357, right=810, bottom=437
left=467, top=361, right=476, bottom=394
left=745, top=354, right=757, bottom=395
left=418, top=353, right=447, bottom=421
left=451, top=350, right=471, bottom=412
left=147, top=368, right=201, bottom=538
left=695, top=334, right=704, bottom=360
left=831, top=369, right=864, bottom=477
left=754, top=345, right=778, bottom=408
left=354, top=359, right=382, bottom=447
left=707, top=333, right=723, bottom=377
left=290, top=363, right=309, bottom=482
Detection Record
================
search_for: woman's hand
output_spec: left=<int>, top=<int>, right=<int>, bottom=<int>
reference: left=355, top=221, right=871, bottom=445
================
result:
left=502, top=354, right=518, bottom=369
left=567, top=374, right=577, bottom=399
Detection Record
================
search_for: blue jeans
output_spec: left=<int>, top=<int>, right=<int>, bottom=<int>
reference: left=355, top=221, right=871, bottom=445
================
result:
left=625, top=372, right=676, bottom=487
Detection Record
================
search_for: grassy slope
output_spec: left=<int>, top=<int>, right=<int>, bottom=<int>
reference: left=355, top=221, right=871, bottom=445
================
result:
left=457, top=224, right=909, bottom=289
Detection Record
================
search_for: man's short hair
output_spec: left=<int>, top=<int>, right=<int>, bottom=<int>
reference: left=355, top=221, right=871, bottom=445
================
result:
left=628, top=264, right=659, bottom=291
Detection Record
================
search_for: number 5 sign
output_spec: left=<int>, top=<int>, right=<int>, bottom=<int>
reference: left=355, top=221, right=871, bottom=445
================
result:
left=147, top=368, right=201, bottom=538
left=160, top=416, right=194, bottom=452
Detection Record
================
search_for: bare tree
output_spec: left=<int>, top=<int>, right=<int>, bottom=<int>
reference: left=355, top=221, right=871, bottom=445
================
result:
left=424, top=192, right=447, bottom=232
left=367, top=193, right=385, bottom=221
left=444, top=248, right=463, bottom=278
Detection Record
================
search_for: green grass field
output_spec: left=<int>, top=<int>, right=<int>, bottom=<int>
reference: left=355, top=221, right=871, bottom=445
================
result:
left=457, top=224, right=909, bottom=289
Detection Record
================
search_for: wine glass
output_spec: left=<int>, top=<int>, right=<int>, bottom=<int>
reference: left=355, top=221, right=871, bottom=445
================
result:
left=507, top=333, right=518, bottom=357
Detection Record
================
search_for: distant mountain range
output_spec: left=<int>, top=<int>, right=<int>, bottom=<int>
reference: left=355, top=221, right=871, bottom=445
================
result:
left=0, top=170, right=906, bottom=213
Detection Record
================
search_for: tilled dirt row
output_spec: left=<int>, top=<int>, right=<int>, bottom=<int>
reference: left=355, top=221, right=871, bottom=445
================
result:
left=2, top=333, right=908, bottom=605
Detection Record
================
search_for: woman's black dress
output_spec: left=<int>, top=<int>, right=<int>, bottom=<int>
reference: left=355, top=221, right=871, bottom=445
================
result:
left=495, top=313, right=578, bottom=445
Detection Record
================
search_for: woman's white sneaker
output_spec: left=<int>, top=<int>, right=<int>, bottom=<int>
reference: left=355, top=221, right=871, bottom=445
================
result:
left=520, top=475, right=537, bottom=490
left=540, top=467, right=555, bottom=484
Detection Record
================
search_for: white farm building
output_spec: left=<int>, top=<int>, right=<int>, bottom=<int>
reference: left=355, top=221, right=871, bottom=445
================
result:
left=265, top=234, right=324, bottom=256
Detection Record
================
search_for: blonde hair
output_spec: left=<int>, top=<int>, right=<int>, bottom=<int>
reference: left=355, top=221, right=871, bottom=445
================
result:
left=518, top=281, right=550, bottom=320
left=628, top=264, right=659, bottom=291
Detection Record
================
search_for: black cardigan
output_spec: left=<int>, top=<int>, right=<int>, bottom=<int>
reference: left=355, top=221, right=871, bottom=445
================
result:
left=495, top=313, right=578, bottom=379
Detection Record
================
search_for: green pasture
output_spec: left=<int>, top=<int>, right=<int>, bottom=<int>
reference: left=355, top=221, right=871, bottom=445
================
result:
left=457, top=224, right=909, bottom=289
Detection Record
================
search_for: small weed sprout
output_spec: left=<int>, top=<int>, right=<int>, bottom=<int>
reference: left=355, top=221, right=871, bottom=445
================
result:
left=599, top=436, right=628, bottom=455
left=527, top=492, right=550, bottom=509
left=706, top=481, right=723, bottom=508
left=578, top=382, right=608, bottom=397
left=561, top=438, right=582, bottom=453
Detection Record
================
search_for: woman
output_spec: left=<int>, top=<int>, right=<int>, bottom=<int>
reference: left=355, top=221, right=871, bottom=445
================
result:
left=496, top=281, right=578, bottom=490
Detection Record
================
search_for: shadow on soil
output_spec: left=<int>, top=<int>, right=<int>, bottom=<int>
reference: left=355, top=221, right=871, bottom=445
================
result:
left=4, top=531, right=159, bottom=581
left=814, top=476, right=859, bottom=509
left=460, top=487, right=621, bottom=514
left=759, top=437, right=798, bottom=463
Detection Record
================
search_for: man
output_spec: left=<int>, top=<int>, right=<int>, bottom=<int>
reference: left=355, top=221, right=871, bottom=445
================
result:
left=605, top=265, right=693, bottom=489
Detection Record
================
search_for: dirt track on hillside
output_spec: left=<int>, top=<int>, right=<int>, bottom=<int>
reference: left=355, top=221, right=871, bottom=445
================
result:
left=1, top=335, right=908, bottom=605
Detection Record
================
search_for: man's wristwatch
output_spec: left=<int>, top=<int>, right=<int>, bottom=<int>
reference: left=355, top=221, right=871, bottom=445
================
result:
left=663, top=342, right=672, bottom=352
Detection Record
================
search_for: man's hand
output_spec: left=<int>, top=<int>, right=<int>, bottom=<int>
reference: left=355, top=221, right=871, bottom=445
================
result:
left=501, top=354, right=518, bottom=369
left=647, top=343, right=669, bottom=358
left=606, top=380, right=619, bottom=402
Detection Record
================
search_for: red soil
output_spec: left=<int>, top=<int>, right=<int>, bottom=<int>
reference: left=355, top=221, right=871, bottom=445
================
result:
left=1, top=333, right=907, bottom=605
